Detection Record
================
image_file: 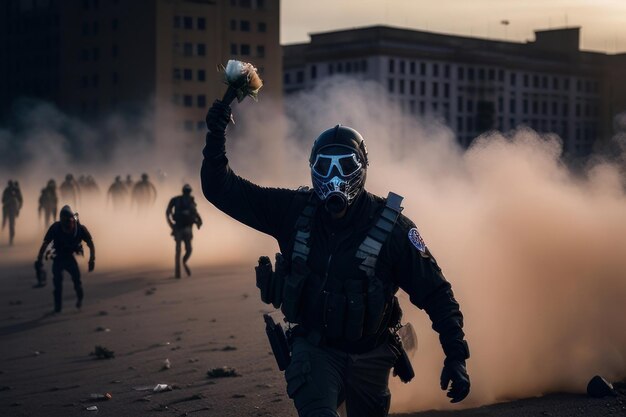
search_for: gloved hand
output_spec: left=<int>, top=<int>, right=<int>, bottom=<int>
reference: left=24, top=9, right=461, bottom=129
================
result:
left=440, top=359, right=470, bottom=403
left=88, top=259, right=95, bottom=272
left=205, top=100, right=232, bottom=136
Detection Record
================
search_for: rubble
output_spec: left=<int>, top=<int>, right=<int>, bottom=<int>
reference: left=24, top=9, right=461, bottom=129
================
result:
left=207, top=366, right=239, bottom=378
left=91, top=345, right=115, bottom=359
left=587, top=375, right=617, bottom=398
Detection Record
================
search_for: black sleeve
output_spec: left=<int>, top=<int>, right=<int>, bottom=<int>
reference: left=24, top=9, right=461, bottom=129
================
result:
left=388, top=216, right=469, bottom=362
left=43, top=224, right=56, bottom=242
left=81, top=225, right=96, bottom=259
left=200, top=129, right=300, bottom=239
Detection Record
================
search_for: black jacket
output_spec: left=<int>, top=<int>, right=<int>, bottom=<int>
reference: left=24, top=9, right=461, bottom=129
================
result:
left=201, top=131, right=468, bottom=360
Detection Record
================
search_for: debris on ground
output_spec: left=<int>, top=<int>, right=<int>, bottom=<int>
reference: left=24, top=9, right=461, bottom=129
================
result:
left=145, top=288, right=156, bottom=296
left=162, top=358, right=171, bottom=370
left=221, top=345, right=237, bottom=351
left=207, top=366, right=239, bottom=378
left=95, top=326, right=111, bottom=332
left=91, top=345, right=115, bottom=359
left=86, top=405, right=98, bottom=411
left=89, top=393, right=112, bottom=401
left=188, top=358, right=199, bottom=363
left=98, top=311, right=108, bottom=316
left=232, top=393, right=246, bottom=398
left=153, top=384, right=173, bottom=393
left=587, top=375, right=617, bottom=398
left=33, top=350, right=44, bottom=356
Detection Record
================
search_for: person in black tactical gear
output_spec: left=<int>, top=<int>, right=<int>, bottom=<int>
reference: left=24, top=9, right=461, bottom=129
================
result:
left=202, top=100, right=470, bottom=417
left=39, top=179, right=58, bottom=228
left=2, top=180, right=23, bottom=245
left=35, top=205, right=95, bottom=313
left=166, top=184, right=203, bottom=278
left=107, top=175, right=129, bottom=211
left=60, top=173, right=80, bottom=207
left=131, top=173, right=157, bottom=212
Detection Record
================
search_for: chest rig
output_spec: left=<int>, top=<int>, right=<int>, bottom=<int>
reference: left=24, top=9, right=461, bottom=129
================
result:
left=257, top=191, right=404, bottom=342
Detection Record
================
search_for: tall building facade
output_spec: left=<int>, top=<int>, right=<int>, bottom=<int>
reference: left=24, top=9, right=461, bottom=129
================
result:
left=0, top=0, right=281, bottom=137
left=284, top=26, right=626, bottom=157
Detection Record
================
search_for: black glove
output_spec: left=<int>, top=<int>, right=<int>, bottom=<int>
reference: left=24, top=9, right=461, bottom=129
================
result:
left=440, top=359, right=470, bottom=403
left=34, top=259, right=43, bottom=270
left=88, top=259, right=95, bottom=272
left=205, top=100, right=232, bottom=136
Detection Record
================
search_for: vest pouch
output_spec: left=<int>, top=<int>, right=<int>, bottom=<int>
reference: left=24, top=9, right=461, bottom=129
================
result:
left=323, top=292, right=346, bottom=340
left=344, top=279, right=366, bottom=342
left=281, top=257, right=309, bottom=322
left=271, top=253, right=287, bottom=309
left=364, top=276, right=386, bottom=335
left=255, top=256, right=273, bottom=304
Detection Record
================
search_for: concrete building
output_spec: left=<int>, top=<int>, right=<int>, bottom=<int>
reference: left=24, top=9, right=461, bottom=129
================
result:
left=0, top=0, right=281, bottom=137
left=283, top=25, right=626, bottom=157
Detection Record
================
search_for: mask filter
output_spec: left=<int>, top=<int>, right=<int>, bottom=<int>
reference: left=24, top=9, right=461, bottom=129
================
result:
left=325, top=192, right=348, bottom=214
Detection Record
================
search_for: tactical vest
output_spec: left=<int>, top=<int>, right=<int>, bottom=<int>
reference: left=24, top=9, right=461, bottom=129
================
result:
left=256, top=191, right=404, bottom=342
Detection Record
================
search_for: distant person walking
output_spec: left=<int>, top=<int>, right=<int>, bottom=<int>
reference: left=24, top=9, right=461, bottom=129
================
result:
left=39, top=179, right=58, bottom=228
left=35, top=205, right=95, bottom=313
left=131, top=173, right=157, bottom=212
left=2, top=180, right=23, bottom=245
left=59, top=174, right=80, bottom=207
left=107, top=176, right=128, bottom=211
left=166, top=184, right=202, bottom=278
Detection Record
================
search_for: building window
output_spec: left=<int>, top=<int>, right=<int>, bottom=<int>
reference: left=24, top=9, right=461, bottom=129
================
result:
left=92, top=74, right=99, bottom=87
left=457, top=117, right=463, bottom=130
left=388, top=78, right=395, bottom=93
left=112, top=72, right=119, bottom=84
left=458, top=67, right=464, bottom=80
left=523, top=99, right=528, bottom=114
left=197, top=95, right=206, bottom=108
left=444, top=64, right=450, bottom=78
left=420, top=62, right=426, bottom=76
left=240, top=20, right=250, bottom=31
left=510, top=73, right=516, bottom=86
left=183, top=95, right=193, bottom=107
left=562, top=102, right=568, bottom=116
left=230, top=44, right=237, bottom=55
left=420, top=81, right=425, bottom=96
left=399, top=79, right=405, bottom=94
left=183, top=69, right=192, bottom=80
left=256, top=0, right=265, bottom=8
left=388, top=59, right=395, bottom=74
left=81, top=75, right=88, bottom=88
left=173, top=68, right=181, bottom=80
left=533, top=75, right=539, bottom=88
left=112, top=18, right=119, bottom=30
left=468, top=68, right=475, bottom=81
left=542, top=76, right=548, bottom=89
left=258, top=22, right=267, bottom=32
left=410, top=80, right=415, bottom=95
left=284, top=73, right=291, bottom=84
left=240, top=0, right=252, bottom=7
left=311, top=65, right=317, bottom=79
left=183, top=43, right=193, bottom=56
left=498, top=69, right=504, bottom=82
left=361, top=60, right=368, bottom=72
left=457, top=96, right=463, bottom=112
left=432, top=82, right=438, bottom=97
left=89, top=48, right=98, bottom=60
left=552, top=77, right=559, bottom=90
left=197, top=17, right=206, bottom=30
left=399, top=60, right=405, bottom=74
left=296, top=71, right=304, bottom=83
left=327, top=63, right=333, bottom=75
left=240, top=44, right=250, bottom=56
left=93, top=21, right=99, bottom=35
left=230, top=19, right=236, bottom=30
left=257, top=45, right=265, bottom=58
left=509, top=99, right=516, bottom=113
left=467, top=99, right=474, bottom=112
left=523, top=74, right=529, bottom=87
left=184, top=16, right=193, bottom=29
left=197, top=121, right=205, bottom=131
left=433, top=64, right=439, bottom=77
left=444, top=83, right=449, bottom=98
left=81, top=49, right=89, bottom=61
left=410, top=61, right=416, bottom=75
left=198, top=69, right=206, bottom=81
left=197, top=44, right=206, bottom=56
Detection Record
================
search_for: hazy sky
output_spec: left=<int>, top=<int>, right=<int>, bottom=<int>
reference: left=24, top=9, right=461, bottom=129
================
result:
left=281, top=0, right=626, bottom=53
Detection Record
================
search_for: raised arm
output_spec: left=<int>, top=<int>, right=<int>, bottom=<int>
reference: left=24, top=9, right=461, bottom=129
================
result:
left=81, top=225, right=96, bottom=272
left=201, top=100, right=300, bottom=239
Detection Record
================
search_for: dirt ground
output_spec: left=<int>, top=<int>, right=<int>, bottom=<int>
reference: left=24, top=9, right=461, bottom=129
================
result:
left=0, top=245, right=624, bottom=417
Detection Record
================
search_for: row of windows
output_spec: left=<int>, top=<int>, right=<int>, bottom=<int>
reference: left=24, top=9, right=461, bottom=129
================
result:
left=327, top=60, right=368, bottom=75
left=174, top=42, right=207, bottom=57
left=81, top=19, right=118, bottom=36
left=79, top=45, right=118, bottom=61
left=387, top=58, right=600, bottom=93
left=179, top=120, right=209, bottom=132
left=79, top=73, right=119, bottom=88
left=388, top=79, right=450, bottom=98
left=230, top=43, right=265, bottom=58
left=230, top=19, right=267, bottom=33
left=172, top=94, right=206, bottom=108
left=230, top=0, right=266, bottom=9
left=82, top=0, right=119, bottom=10
left=173, top=68, right=206, bottom=82
left=174, top=16, right=206, bottom=31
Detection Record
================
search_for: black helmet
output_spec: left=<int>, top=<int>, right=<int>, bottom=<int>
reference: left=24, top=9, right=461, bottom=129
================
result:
left=141, top=173, right=148, bottom=181
left=47, top=179, right=56, bottom=188
left=60, top=205, right=74, bottom=219
left=182, top=184, right=192, bottom=194
left=309, top=125, right=368, bottom=214
left=66, top=173, right=73, bottom=181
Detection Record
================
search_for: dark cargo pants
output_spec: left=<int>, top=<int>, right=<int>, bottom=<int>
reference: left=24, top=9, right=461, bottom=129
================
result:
left=285, top=336, right=397, bottom=417
left=174, top=226, right=193, bottom=278
left=52, top=256, right=83, bottom=312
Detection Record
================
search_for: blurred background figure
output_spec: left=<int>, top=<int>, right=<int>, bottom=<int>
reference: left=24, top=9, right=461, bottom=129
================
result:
left=2, top=180, right=23, bottom=245
left=124, top=174, right=134, bottom=191
left=166, top=184, right=202, bottom=278
left=59, top=174, right=80, bottom=207
left=107, top=175, right=128, bottom=211
left=38, top=179, right=58, bottom=228
left=83, top=175, right=101, bottom=198
left=131, top=173, right=157, bottom=212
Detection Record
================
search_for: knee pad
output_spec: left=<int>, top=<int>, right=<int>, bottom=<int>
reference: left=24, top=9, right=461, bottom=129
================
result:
left=303, top=408, right=338, bottom=417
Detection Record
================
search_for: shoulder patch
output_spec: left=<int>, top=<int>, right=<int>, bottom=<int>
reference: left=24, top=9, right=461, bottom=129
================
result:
left=408, top=227, right=426, bottom=253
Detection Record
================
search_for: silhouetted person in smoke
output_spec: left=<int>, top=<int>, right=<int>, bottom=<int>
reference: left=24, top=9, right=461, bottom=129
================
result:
left=131, top=173, right=157, bottom=212
left=125, top=174, right=134, bottom=191
left=39, top=179, right=58, bottom=228
left=36, top=205, right=95, bottom=313
left=166, top=184, right=202, bottom=278
left=2, top=180, right=23, bottom=245
left=84, top=175, right=100, bottom=196
left=60, top=174, right=80, bottom=207
left=107, top=176, right=128, bottom=211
